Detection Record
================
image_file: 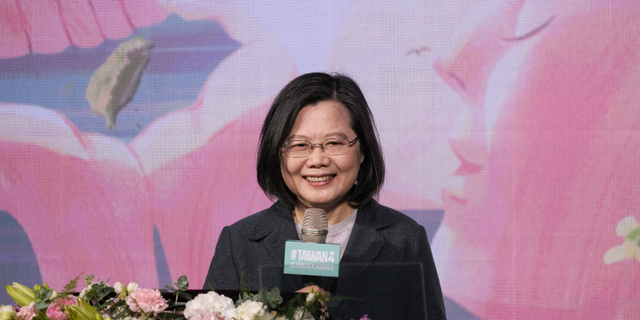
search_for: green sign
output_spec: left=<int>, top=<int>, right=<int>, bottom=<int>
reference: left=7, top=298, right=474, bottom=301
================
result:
left=284, top=240, right=340, bottom=277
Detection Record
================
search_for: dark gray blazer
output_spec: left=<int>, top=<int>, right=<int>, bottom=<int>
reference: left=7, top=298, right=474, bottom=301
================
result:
left=204, top=200, right=447, bottom=320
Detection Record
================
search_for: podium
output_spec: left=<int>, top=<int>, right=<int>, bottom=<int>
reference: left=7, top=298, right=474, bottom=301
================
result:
left=259, top=262, right=428, bottom=319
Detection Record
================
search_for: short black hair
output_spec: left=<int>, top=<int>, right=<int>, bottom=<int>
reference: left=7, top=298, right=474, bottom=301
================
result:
left=257, top=72, right=385, bottom=208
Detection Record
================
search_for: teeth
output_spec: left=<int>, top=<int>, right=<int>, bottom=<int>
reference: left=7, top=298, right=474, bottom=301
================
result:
left=306, top=176, right=332, bottom=182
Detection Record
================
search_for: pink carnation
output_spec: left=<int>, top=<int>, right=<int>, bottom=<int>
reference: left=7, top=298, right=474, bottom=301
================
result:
left=126, top=289, right=168, bottom=313
left=46, top=296, right=77, bottom=320
left=46, top=304, right=66, bottom=320
left=16, top=302, right=37, bottom=320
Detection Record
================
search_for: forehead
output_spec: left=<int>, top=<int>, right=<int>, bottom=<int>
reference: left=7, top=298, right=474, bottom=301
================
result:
left=288, top=101, right=354, bottom=138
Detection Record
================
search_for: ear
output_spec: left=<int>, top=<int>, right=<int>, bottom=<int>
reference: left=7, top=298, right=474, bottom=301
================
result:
left=360, top=153, right=365, bottom=164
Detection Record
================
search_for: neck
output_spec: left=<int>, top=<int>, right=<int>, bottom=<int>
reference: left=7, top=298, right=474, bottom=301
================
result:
left=294, top=202, right=355, bottom=226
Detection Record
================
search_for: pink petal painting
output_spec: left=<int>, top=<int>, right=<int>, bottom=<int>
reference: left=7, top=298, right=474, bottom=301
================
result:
left=1, top=1, right=639, bottom=319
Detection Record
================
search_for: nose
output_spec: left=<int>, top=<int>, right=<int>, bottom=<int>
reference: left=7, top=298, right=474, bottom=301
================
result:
left=305, top=144, right=331, bottom=167
left=448, top=105, right=488, bottom=170
left=435, top=1, right=525, bottom=177
left=432, top=1, right=524, bottom=106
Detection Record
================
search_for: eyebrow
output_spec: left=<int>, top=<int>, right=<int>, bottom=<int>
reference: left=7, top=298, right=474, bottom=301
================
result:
left=503, top=16, right=554, bottom=42
left=287, top=132, right=350, bottom=140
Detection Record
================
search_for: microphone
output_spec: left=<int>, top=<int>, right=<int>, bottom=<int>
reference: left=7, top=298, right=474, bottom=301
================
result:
left=300, top=208, right=330, bottom=289
left=301, top=208, right=328, bottom=243
left=284, top=208, right=339, bottom=279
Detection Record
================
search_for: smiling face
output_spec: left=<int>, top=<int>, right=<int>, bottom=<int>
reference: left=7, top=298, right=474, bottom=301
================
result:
left=281, top=100, right=364, bottom=218
left=432, top=0, right=640, bottom=318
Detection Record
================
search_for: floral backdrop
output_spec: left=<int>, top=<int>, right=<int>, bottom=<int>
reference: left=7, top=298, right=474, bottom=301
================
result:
left=1, top=0, right=639, bottom=319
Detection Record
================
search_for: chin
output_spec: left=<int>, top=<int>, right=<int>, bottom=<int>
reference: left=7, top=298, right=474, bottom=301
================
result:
left=300, top=197, right=341, bottom=209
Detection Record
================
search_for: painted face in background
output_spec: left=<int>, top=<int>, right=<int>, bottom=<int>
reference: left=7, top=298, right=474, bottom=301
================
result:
left=432, top=1, right=640, bottom=319
left=281, top=100, right=363, bottom=214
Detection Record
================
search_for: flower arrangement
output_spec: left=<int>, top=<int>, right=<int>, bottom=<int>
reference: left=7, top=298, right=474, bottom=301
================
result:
left=3, top=275, right=370, bottom=320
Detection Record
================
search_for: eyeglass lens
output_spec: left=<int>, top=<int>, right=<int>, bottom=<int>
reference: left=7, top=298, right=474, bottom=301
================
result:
left=285, top=138, right=353, bottom=157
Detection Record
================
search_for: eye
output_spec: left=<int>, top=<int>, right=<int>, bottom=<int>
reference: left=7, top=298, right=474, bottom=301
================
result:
left=288, top=141, right=310, bottom=149
left=503, top=16, right=554, bottom=42
left=324, top=139, right=347, bottom=147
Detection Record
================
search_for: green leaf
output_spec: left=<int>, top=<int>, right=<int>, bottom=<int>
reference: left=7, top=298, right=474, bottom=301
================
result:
left=62, top=274, right=83, bottom=295
left=84, top=275, right=95, bottom=287
left=174, top=276, right=189, bottom=291
left=32, top=283, right=56, bottom=304
left=34, top=300, right=49, bottom=310
left=625, top=226, right=640, bottom=244
left=239, top=273, right=249, bottom=294
left=177, top=291, right=192, bottom=301
left=33, top=310, right=49, bottom=320
left=204, top=282, right=215, bottom=291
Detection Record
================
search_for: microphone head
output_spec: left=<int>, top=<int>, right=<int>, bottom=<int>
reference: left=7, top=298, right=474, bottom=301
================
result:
left=301, top=208, right=328, bottom=243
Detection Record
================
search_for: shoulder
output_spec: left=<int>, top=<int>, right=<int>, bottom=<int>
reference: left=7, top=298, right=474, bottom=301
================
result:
left=224, top=201, right=294, bottom=236
left=359, top=200, right=424, bottom=231
left=352, top=200, right=431, bottom=260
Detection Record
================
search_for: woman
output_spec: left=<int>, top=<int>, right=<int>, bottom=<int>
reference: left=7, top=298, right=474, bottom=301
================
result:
left=204, top=72, right=446, bottom=319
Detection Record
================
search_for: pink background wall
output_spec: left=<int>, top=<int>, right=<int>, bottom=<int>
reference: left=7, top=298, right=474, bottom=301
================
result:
left=1, top=1, right=639, bottom=319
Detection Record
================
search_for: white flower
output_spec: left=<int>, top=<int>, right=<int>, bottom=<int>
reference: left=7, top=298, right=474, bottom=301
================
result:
left=615, top=216, right=640, bottom=237
left=184, top=292, right=235, bottom=320
left=78, top=283, right=96, bottom=299
left=114, top=282, right=125, bottom=296
left=604, top=216, right=640, bottom=264
left=234, top=301, right=265, bottom=320
left=113, top=282, right=139, bottom=299
left=305, top=293, right=315, bottom=305
left=0, top=306, right=15, bottom=313
left=604, top=239, right=640, bottom=264
left=0, top=305, right=17, bottom=320
left=292, top=307, right=315, bottom=320
left=78, top=280, right=109, bottom=299
left=127, top=282, right=139, bottom=294
left=274, top=308, right=314, bottom=320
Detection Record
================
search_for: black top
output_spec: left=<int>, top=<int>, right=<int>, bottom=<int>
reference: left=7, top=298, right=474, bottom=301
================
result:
left=204, top=200, right=447, bottom=320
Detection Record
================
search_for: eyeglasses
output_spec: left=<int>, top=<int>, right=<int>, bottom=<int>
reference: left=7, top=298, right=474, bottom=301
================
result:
left=282, top=137, right=359, bottom=158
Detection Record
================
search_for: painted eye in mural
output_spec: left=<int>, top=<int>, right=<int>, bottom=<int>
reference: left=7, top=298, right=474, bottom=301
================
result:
left=503, top=16, right=554, bottom=42
left=405, top=46, right=430, bottom=56
left=85, top=37, right=154, bottom=130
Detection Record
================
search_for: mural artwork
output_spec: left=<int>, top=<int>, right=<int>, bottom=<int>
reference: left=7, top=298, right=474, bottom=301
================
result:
left=1, top=1, right=639, bottom=319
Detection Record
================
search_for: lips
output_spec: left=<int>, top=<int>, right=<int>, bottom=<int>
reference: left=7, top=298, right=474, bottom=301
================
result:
left=304, top=175, right=335, bottom=182
left=443, top=176, right=467, bottom=204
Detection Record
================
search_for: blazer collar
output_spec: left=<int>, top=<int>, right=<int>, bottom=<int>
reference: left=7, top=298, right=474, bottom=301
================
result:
left=248, top=201, right=303, bottom=291
left=334, top=200, right=388, bottom=298
left=248, top=201, right=298, bottom=264
left=247, top=200, right=390, bottom=297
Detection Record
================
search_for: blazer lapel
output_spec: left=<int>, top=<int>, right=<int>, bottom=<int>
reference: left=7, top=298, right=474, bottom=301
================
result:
left=250, top=201, right=389, bottom=298
left=249, top=201, right=302, bottom=291
left=334, top=202, right=386, bottom=300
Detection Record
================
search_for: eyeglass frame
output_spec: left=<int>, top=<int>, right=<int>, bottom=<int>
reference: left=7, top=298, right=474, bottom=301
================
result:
left=282, top=137, right=359, bottom=158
